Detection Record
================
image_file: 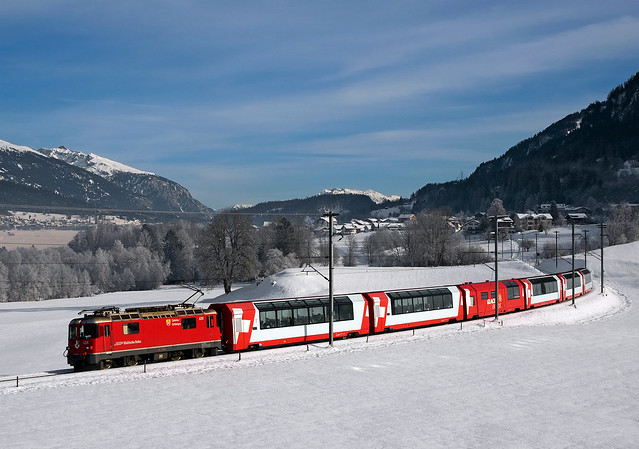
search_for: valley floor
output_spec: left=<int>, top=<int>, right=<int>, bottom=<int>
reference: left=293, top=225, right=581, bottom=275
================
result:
left=1, top=243, right=638, bottom=448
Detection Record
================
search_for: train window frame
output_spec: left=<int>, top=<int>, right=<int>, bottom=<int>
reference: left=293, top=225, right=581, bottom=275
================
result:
left=123, top=322, right=140, bottom=335
left=565, top=273, right=582, bottom=290
left=531, top=277, right=558, bottom=295
left=293, top=307, right=310, bottom=325
left=260, top=310, right=277, bottom=329
left=79, top=323, right=99, bottom=339
left=277, top=308, right=293, bottom=327
left=309, top=306, right=325, bottom=324
left=504, top=281, right=520, bottom=300
left=256, top=296, right=353, bottom=329
left=388, top=289, right=453, bottom=315
left=182, top=317, right=197, bottom=330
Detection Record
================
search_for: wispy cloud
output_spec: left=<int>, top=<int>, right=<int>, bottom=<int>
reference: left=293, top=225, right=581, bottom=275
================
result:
left=1, top=1, right=638, bottom=207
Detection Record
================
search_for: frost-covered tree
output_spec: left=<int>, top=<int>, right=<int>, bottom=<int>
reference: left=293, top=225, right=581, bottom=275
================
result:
left=196, top=213, right=258, bottom=293
left=608, top=202, right=639, bottom=245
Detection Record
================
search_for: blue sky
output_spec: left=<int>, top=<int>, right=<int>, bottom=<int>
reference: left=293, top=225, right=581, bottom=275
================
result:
left=1, top=1, right=638, bottom=209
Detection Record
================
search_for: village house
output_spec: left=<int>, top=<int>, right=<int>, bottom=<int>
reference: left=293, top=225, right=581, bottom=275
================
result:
left=513, top=212, right=553, bottom=231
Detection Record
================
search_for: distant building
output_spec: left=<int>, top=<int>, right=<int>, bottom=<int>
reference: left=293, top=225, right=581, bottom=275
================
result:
left=513, top=213, right=553, bottom=231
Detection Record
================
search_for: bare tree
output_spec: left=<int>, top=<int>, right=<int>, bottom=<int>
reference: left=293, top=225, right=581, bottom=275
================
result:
left=196, top=213, right=258, bottom=293
left=608, top=202, right=639, bottom=245
left=343, top=235, right=358, bottom=267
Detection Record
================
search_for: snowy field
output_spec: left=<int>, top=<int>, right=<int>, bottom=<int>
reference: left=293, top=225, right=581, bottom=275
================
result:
left=1, top=242, right=638, bottom=448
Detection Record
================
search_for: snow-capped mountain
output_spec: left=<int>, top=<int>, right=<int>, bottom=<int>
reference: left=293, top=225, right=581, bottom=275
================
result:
left=319, top=188, right=401, bottom=204
left=37, top=146, right=152, bottom=178
left=0, top=140, right=213, bottom=218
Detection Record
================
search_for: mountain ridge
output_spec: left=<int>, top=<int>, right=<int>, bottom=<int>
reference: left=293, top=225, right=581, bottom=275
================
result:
left=0, top=140, right=213, bottom=219
left=411, top=71, right=639, bottom=213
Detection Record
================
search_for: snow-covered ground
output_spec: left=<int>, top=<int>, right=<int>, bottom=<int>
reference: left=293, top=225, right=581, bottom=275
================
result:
left=1, top=242, right=637, bottom=448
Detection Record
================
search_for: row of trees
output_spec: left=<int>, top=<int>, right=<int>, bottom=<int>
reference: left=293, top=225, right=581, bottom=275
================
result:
left=0, top=217, right=315, bottom=301
left=2, top=203, right=637, bottom=302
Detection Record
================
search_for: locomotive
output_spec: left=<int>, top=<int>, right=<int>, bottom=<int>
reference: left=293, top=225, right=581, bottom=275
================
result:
left=66, top=303, right=222, bottom=371
left=66, top=268, right=592, bottom=370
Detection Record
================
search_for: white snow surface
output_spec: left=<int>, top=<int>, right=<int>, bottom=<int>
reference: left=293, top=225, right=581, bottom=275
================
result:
left=1, top=243, right=638, bottom=448
left=40, top=146, right=153, bottom=177
left=0, top=139, right=40, bottom=155
left=0, top=138, right=152, bottom=177
left=320, top=187, right=401, bottom=204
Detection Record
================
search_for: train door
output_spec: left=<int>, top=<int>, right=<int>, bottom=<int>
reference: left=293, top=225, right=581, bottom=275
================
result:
left=460, top=286, right=476, bottom=319
left=102, top=323, right=113, bottom=354
left=363, top=292, right=388, bottom=333
left=230, top=307, right=253, bottom=351
left=476, top=287, right=495, bottom=318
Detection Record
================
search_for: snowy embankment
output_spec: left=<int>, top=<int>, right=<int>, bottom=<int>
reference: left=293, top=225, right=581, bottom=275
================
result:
left=1, top=243, right=638, bottom=448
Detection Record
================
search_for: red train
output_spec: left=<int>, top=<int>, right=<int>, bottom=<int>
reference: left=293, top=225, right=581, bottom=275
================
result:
left=66, top=268, right=592, bottom=370
left=66, top=303, right=222, bottom=371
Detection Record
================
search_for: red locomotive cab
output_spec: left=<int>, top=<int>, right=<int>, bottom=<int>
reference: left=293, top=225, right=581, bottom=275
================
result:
left=67, top=316, right=111, bottom=370
left=67, top=303, right=223, bottom=370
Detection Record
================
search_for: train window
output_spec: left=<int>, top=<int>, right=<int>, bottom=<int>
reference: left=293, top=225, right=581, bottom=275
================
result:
left=293, top=308, right=310, bottom=325
left=256, top=296, right=352, bottom=328
left=79, top=324, right=99, bottom=339
left=582, top=269, right=592, bottom=285
left=481, top=292, right=488, bottom=300
left=336, top=302, right=354, bottom=321
left=182, top=317, right=197, bottom=330
left=273, top=301, right=292, bottom=309
left=565, top=274, right=582, bottom=290
left=260, top=310, right=277, bottom=329
left=69, top=324, right=78, bottom=340
left=123, top=322, right=140, bottom=335
left=402, top=297, right=414, bottom=313
left=424, top=295, right=433, bottom=310
left=278, top=309, right=293, bottom=327
left=104, top=325, right=110, bottom=337
left=504, top=281, right=520, bottom=300
left=388, top=289, right=453, bottom=315
left=309, top=306, right=324, bottom=324
left=432, top=294, right=443, bottom=310
left=532, top=277, right=559, bottom=295
left=442, top=290, right=453, bottom=308
left=413, top=296, right=424, bottom=312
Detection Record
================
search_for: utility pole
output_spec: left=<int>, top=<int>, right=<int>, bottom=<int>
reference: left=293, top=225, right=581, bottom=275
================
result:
left=555, top=230, right=559, bottom=268
left=491, top=215, right=507, bottom=321
left=582, top=229, right=589, bottom=268
left=597, top=223, right=607, bottom=294
left=495, top=216, right=499, bottom=321
left=323, top=210, right=340, bottom=347
left=571, top=221, right=576, bottom=307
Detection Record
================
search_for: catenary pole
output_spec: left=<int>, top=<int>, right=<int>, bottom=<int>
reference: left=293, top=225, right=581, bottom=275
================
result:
left=583, top=229, right=589, bottom=268
left=598, top=223, right=607, bottom=294
left=571, top=221, right=576, bottom=306
left=324, top=211, right=339, bottom=347
left=495, top=216, right=499, bottom=320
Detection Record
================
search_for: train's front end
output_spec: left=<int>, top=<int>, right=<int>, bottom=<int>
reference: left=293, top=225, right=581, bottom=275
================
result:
left=66, top=316, right=105, bottom=371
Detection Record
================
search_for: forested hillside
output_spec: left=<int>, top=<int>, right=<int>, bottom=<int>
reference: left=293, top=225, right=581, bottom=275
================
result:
left=412, top=71, right=639, bottom=212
